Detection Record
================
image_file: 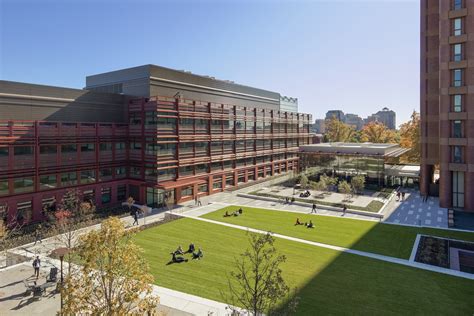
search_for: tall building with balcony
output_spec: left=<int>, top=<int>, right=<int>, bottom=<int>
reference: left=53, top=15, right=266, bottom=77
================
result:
left=365, top=107, right=396, bottom=130
left=420, top=0, right=473, bottom=212
left=0, top=65, right=311, bottom=225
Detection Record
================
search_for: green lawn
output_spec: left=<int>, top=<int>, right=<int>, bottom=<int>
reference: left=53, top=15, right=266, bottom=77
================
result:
left=132, top=217, right=474, bottom=314
left=201, top=205, right=474, bottom=259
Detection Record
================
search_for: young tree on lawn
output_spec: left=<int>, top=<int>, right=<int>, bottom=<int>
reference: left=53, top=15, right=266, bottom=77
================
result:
left=224, top=232, right=298, bottom=316
left=54, top=189, right=93, bottom=273
left=299, top=174, right=309, bottom=189
left=320, top=175, right=337, bottom=194
left=351, top=175, right=365, bottom=195
left=61, top=217, right=158, bottom=315
left=338, top=180, right=352, bottom=201
left=310, top=180, right=326, bottom=193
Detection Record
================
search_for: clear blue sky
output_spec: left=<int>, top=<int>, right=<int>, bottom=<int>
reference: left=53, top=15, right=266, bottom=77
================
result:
left=0, top=0, right=419, bottom=126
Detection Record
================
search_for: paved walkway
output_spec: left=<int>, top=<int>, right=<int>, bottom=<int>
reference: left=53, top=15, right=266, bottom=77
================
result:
left=257, top=185, right=378, bottom=208
left=187, top=185, right=449, bottom=229
left=179, top=205, right=474, bottom=281
left=383, top=191, right=448, bottom=228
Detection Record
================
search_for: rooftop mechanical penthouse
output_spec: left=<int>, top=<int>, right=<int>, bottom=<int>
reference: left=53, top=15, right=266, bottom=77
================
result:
left=0, top=65, right=311, bottom=225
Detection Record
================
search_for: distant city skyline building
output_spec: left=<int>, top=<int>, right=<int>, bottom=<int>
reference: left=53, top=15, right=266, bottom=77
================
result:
left=319, top=107, right=397, bottom=131
left=325, top=110, right=345, bottom=121
left=344, top=113, right=364, bottom=130
left=313, top=119, right=326, bottom=133
left=365, top=107, right=396, bottom=130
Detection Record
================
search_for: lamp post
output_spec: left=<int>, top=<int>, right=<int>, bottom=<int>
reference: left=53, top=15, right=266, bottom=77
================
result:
left=51, top=247, right=70, bottom=316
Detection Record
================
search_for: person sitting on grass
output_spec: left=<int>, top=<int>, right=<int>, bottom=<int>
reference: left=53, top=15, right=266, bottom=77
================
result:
left=174, top=245, right=184, bottom=255
left=192, top=248, right=203, bottom=260
left=187, top=243, right=195, bottom=253
left=295, top=218, right=302, bottom=226
left=171, top=252, right=188, bottom=263
left=238, top=208, right=243, bottom=214
left=224, top=211, right=230, bottom=217
left=306, top=220, right=314, bottom=228
left=233, top=211, right=240, bottom=217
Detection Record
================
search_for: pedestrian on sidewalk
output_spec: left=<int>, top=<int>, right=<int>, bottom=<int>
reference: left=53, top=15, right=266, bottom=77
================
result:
left=32, top=256, right=41, bottom=278
left=197, top=197, right=202, bottom=206
left=132, top=209, right=139, bottom=226
left=342, top=205, right=347, bottom=216
left=34, top=226, right=42, bottom=245
left=396, top=191, right=401, bottom=201
left=311, top=203, right=317, bottom=214
left=194, top=196, right=198, bottom=206
left=401, top=192, right=406, bottom=201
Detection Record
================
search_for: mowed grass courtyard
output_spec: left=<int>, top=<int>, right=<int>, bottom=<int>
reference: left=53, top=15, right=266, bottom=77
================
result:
left=132, top=207, right=474, bottom=315
left=201, top=205, right=474, bottom=259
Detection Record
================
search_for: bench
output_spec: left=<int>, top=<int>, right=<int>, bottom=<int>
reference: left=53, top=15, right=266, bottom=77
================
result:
left=23, top=279, right=36, bottom=296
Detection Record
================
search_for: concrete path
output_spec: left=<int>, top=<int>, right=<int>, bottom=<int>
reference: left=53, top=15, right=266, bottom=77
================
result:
left=178, top=205, right=474, bottom=281
left=384, top=190, right=448, bottom=228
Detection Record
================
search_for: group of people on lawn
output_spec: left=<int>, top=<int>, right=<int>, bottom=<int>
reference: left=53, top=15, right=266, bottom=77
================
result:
left=295, top=218, right=314, bottom=228
left=170, top=243, right=203, bottom=263
left=224, top=208, right=243, bottom=217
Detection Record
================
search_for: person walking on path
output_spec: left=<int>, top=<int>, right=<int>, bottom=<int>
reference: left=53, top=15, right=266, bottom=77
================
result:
left=33, top=226, right=42, bottom=245
left=396, top=191, right=401, bottom=201
left=32, top=256, right=41, bottom=279
left=197, top=197, right=202, bottom=206
left=401, top=192, right=406, bottom=201
left=132, top=209, right=139, bottom=226
left=342, top=205, right=347, bottom=216
left=311, top=203, right=317, bottom=214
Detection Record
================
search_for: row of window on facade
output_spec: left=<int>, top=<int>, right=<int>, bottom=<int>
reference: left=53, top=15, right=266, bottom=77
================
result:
left=179, top=164, right=296, bottom=197
left=136, top=139, right=307, bottom=157
left=0, top=154, right=298, bottom=196
left=0, top=143, right=126, bottom=158
left=137, top=154, right=298, bottom=181
left=0, top=138, right=307, bottom=161
left=450, top=2, right=466, bottom=166
left=129, top=114, right=310, bottom=132
left=0, top=185, right=128, bottom=224
left=0, top=167, right=126, bottom=196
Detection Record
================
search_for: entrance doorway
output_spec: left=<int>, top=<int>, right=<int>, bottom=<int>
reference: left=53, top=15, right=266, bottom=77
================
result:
left=146, top=187, right=175, bottom=208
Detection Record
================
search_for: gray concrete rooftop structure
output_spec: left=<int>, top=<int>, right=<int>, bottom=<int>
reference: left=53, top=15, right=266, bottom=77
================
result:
left=300, top=142, right=410, bottom=157
left=86, top=64, right=281, bottom=110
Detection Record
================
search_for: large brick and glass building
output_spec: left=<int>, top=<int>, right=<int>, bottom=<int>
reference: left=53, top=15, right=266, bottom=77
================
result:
left=0, top=65, right=311, bottom=224
left=420, top=0, right=473, bottom=212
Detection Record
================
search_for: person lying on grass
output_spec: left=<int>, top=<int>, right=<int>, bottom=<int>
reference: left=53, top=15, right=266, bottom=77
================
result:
left=192, top=248, right=203, bottom=260
left=171, top=252, right=188, bottom=263
left=224, top=211, right=230, bottom=217
left=174, top=245, right=184, bottom=255
left=305, top=220, right=314, bottom=228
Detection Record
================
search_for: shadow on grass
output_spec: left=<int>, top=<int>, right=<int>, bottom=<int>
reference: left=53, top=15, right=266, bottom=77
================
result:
left=271, top=223, right=474, bottom=315
left=135, top=210, right=474, bottom=315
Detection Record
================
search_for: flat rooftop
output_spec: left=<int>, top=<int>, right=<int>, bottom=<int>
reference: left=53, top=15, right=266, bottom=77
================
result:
left=300, top=142, right=410, bottom=157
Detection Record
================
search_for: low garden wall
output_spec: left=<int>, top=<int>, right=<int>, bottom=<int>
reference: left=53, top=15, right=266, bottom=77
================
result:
left=238, top=192, right=385, bottom=219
